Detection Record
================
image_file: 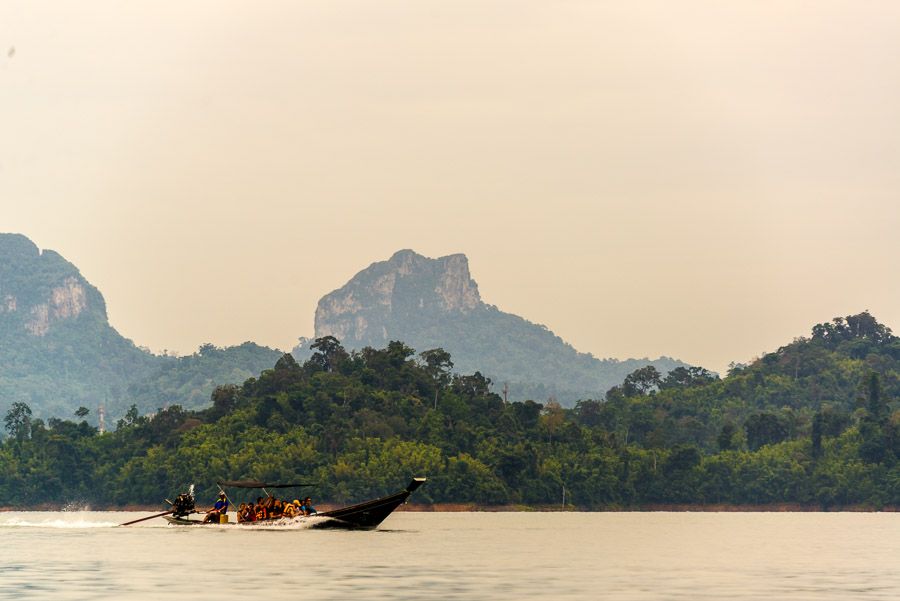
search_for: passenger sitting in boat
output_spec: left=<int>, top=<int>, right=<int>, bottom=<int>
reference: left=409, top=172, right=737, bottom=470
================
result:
left=238, top=503, right=254, bottom=523
left=301, top=497, right=316, bottom=516
left=254, top=497, right=268, bottom=520
left=270, top=499, right=284, bottom=518
left=282, top=500, right=296, bottom=518
left=293, top=499, right=302, bottom=515
left=202, top=492, right=228, bottom=524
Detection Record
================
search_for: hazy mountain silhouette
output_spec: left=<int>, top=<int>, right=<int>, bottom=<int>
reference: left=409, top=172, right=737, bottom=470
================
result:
left=0, top=233, right=280, bottom=422
left=294, top=250, right=687, bottom=405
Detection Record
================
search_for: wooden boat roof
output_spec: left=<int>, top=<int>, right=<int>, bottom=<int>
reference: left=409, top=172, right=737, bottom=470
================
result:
left=216, top=480, right=317, bottom=489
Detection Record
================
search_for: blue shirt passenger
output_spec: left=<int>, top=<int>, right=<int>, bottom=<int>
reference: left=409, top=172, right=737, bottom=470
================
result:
left=202, top=492, right=229, bottom=524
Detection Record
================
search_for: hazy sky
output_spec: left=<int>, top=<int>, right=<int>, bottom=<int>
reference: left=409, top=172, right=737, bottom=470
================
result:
left=2, top=1, right=899, bottom=375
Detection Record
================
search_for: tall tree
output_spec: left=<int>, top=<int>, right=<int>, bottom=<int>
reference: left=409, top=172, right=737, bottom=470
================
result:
left=542, top=398, right=565, bottom=444
left=744, top=412, right=790, bottom=451
left=660, top=366, right=717, bottom=390
left=622, top=366, right=662, bottom=397
left=811, top=412, right=823, bottom=459
left=717, top=421, right=738, bottom=452
left=309, top=336, right=349, bottom=372
left=4, top=402, right=33, bottom=443
left=420, top=348, right=454, bottom=410
left=867, top=371, right=885, bottom=417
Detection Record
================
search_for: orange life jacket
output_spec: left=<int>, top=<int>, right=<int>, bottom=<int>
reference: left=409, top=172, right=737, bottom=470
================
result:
left=282, top=504, right=295, bottom=517
left=255, top=506, right=267, bottom=520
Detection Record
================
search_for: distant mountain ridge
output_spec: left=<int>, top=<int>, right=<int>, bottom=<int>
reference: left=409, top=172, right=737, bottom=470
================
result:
left=295, top=249, right=687, bottom=405
left=0, top=233, right=281, bottom=422
left=0, top=234, right=686, bottom=419
left=313, top=251, right=480, bottom=342
left=0, top=233, right=159, bottom=419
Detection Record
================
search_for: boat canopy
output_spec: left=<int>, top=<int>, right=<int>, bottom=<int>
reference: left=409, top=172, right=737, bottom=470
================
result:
left=216, top=480, right=317, bottom=489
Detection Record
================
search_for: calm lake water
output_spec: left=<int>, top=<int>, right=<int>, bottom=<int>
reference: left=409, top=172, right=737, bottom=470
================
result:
left=2, top=511, right=900, bottom=600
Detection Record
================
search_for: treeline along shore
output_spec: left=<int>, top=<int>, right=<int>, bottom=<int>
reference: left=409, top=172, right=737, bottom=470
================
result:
left=3, top=311, right=900, bottom=511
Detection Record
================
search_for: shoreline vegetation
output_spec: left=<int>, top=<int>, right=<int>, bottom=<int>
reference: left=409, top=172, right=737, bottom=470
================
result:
left=3, top=312, right=900, bottom=510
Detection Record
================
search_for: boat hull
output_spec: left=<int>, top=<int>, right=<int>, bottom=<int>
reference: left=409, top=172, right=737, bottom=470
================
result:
left=164, top=478, right=425, bottom=530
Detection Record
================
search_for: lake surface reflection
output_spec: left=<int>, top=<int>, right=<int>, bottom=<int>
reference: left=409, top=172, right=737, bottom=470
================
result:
left=2, top=511, right=900, bottom=600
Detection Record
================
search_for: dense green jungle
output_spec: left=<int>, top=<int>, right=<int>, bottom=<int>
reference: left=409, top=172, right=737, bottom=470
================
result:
left=2, top=311, right=900, bottom=510
left=0, top=233, right=283, bottom=419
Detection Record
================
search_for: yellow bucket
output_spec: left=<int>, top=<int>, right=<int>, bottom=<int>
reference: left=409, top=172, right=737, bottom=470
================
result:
left=219, top=513, right=229, bottom=524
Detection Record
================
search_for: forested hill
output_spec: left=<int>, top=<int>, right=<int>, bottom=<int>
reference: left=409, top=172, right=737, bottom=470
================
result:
left=0, top=233, right=283, bottom=421
left=114, top=342, right=283, bottom=418
left=590, top=310, right=900, bottom=453
left=5, top=311, right=900, bottom=509
left=294, top=249, right=686, bottom=405
left=0, top=233, right=160, bottom=418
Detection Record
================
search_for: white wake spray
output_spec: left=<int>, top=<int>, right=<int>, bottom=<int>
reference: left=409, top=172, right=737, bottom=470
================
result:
left=0, top=513, right=119, bottom=528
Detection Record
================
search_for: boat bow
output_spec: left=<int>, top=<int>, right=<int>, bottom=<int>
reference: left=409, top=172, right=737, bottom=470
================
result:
left=316, top=478, right=426, bottom=529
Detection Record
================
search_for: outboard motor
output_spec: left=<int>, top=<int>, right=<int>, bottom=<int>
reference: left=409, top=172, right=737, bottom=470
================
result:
left=171, top=492, right=195, bottom=516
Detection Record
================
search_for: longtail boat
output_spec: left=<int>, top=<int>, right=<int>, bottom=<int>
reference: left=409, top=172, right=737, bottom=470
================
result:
left=159, top=478, right=426, bottom=529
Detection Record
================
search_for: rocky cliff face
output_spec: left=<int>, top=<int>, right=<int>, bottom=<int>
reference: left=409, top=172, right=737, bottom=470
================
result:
left=24, top=276, right=88, bottom=336
left=300, top=249, right=687, bottom=405
left=0, top=233, right=157, bottom=418
left=0, top=235, right=98, bottom=337
left=315, top=250, right=482, bottom=346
